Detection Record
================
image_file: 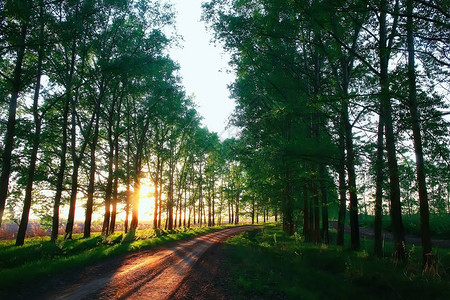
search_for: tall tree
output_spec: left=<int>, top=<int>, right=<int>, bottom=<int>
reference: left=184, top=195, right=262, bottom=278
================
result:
left=16, top=0, right=46, bottom=245
left=0, top=0, right=31, bottom=226
left=405, top=0, right=432, bottom=265
left=378, top=0, right=406, bottom=260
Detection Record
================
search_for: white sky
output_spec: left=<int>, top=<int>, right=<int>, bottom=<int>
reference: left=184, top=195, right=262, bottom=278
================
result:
left=169, top=0, right=237, bottom=138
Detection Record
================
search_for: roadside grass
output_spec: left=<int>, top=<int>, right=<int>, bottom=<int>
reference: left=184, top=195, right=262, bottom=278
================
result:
left=359, top=214, right=450, bottom=239
left=224, top=224, right=450, bottom=299
left=0, top=224, right=238, bottom=290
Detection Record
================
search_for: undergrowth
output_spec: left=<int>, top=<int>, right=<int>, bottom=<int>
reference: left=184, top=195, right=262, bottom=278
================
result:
left=224, top=224, right=450, bottom=299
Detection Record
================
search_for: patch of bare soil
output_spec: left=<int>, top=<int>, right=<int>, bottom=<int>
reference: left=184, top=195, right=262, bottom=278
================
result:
left=3, top=226, right=259, bottom=300
left=171, top=240, right=233, bottom=300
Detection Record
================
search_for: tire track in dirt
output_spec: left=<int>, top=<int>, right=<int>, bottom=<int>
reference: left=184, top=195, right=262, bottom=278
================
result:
left=49, top=226, right=260, bottom=300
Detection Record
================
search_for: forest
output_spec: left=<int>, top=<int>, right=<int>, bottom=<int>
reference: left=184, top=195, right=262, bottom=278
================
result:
left=0, top=0, right=247, bottom=246
left=202, top=0, right=450, bottom=265
left=0, top=0, right=449, bottom=285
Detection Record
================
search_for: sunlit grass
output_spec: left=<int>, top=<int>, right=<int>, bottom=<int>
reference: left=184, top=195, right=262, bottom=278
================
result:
left=0, top=224, right=238, bottom=290
left=224, top=224, right=450, bottom=299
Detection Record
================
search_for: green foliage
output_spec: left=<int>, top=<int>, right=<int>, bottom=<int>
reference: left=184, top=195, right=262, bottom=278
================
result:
left=224, top=225, right=450, bottom=299
left=203, top=0, right=450, bottom=243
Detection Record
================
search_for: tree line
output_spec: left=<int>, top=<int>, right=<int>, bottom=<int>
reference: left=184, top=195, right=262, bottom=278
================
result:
left=1, top=0, right=450, bottom=272
left=203, top=0, right=450, bottom=267
left=0, top=0, right=248, bottom=246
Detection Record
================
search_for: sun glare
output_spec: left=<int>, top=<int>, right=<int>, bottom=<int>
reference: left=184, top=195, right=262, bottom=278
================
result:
left=138, top=183, right=154, bottom=221
left=140, top=184, right=152, bottom=197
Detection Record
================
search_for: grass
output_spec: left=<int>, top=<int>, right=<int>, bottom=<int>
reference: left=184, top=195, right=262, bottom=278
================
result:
left=0, top=224, right=237, bottom=290
left=358, top=214, right=450, bottom=239
left=223, top=224, right=450, bottom=299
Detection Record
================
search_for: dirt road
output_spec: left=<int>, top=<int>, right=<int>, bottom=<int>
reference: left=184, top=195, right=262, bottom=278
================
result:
left=9, top=226, right=259, bottom=300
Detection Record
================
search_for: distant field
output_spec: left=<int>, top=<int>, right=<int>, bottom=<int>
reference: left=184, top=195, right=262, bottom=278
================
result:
left=0, top=220, right=180, bottom=240
left=358, top=214, right=450, bottom=239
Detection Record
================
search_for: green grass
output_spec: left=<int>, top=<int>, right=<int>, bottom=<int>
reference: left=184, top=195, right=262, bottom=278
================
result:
left=358, top=214, right=450, bottom=239
left=223, top=224, right=450, bottom=299
left=0, top=225, right=237, bottom=290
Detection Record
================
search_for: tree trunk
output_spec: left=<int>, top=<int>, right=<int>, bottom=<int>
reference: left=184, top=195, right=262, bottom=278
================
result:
left=179, top=186, right=184, bottom=227
left=228, top=202, right=231, bottom=224
left=447, top=184, right=449, bottom=214
left=153, top=156, right=160, bottom=229
left=109, top=135, right=120, bottom=234
left=130, top=176, right=140, bottom=233
left=207, top=180, right=212, bottom=227
left=203, top=200, right=207, bottom=225
left=406, top=0, right=432, bottom=266
left=158, top=166, right=163, bottom=229
left=218, top=181, right=223, bottom=225
left=124, top=184, right=130, bottom=234
left=0, top=23, right=27, bottom=226
left=187, top=207, right=191, bottom=228
left=282, top=169, right=294, bottom=234
left=130, top=148, right=145, bottom=234
left=65, top=89, right=101, bottom=239
left=336, top=130, right=346, bottom=246
left=193, top=189, right=197, bottom=225
left=51, top=41, right=78, bottom=241
left=168, top=158, right=174, bottom=230
left=303, top=186, right=311, bottom=242
left=252, top=200, right=255, bottom=224
left=84, top=112, right=100, bottom=238
left=124, top=125, right=131, bottom=234
left=342, top=99, right=360, bottom=250
left=103, top=153, right=113, bottom=234
left=312, top=181, right=321, bottom=243
left=66, top=85, right=83, bottom=239
left=183, top=186, right=187, bottom=227
left=231, top=201, right=234, bottom=224
left=51, top=89, right=70, bottom=241
left=309, top=190, right=314, bottom=238
left=374, top=111, right=385, bottom=257
left=174, top=201, right=178, bottom=229
left=16, top=118, right=41, bottom=245
left=379, top=0, right=406, bottom=260
left=199, top=165, right=203, bottom=226
left=65, top=163, right=79, bottom=240
left=174, top=189, right=180, bottom=229
left=110, top=93, right=123, bottom=234
left=235, top=193, right=239, bottom=225
left=212, top=183, right=215, bottom=226
left=320, top=166, right=329, bottom=244
left=16, top=16, right=43, bottom=245
left=102, top=127, right=114, bottom=235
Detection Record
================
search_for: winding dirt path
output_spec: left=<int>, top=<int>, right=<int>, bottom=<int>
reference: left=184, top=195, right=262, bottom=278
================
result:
left=38, top=226, right=258, bottom=300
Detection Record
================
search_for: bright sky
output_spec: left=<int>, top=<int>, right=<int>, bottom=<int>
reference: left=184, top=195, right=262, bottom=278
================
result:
left=169, top=0, right=237, bottom=139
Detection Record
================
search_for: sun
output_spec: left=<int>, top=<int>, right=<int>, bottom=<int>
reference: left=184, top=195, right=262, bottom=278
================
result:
left=138, top=183, right=154, bottom=221
left=140, top=184, right=152, bottom=198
